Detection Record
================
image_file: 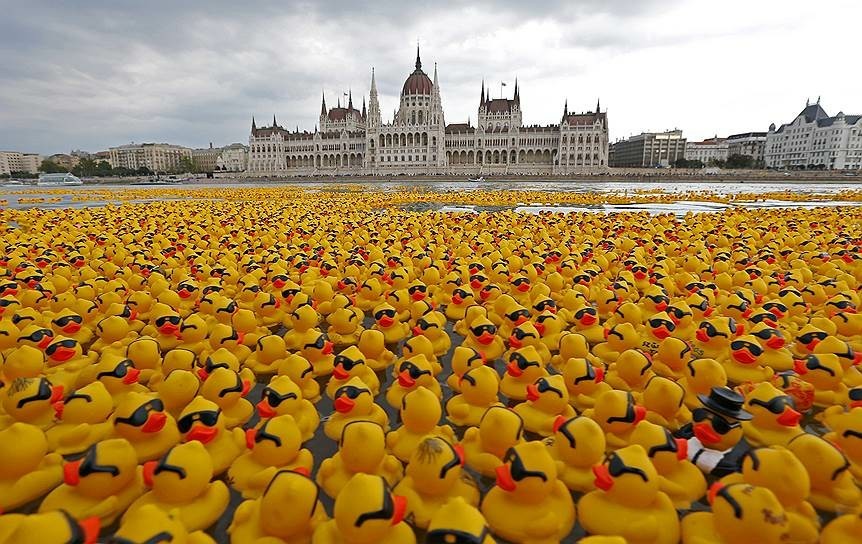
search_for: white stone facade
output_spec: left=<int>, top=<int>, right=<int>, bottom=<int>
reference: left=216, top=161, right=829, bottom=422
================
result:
left=726, top=132, right=766, bottom=163
left=684, top=137, right=728, bottom=165
left=0, top=151, right=41, bottom=175
left=766, top=101, right=862, bottom=170
left=109, top=143, right=193, bottom=173
left=216, top=144, right=249, bottom=172
left=248, top=48, right=609, bottom=176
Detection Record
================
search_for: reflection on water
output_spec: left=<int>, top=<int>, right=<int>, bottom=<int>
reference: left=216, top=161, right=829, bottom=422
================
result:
left=1, top=180, right=862, bottom=213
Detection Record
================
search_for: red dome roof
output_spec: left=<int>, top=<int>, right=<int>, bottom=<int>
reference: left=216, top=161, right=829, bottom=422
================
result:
left=402, top=48, right=432, bottom=95
left=402, top=69, right=432, bottom=96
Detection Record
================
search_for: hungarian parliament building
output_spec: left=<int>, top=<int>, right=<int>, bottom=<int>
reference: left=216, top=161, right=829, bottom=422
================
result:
left=247, top=48, right=609, bottom=176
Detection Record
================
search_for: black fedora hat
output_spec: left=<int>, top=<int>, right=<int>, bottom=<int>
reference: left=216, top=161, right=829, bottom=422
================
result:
left=697, top=386, right=752, bottom=421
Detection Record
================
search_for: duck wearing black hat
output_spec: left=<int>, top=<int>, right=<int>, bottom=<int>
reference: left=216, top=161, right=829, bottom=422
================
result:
left=675, top=386, right=752, bottom=477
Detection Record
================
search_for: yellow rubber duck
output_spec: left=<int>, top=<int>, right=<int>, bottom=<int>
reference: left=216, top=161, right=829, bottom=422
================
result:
left=229, top=414, right=314, bottom=499
left=822, top=404, right=862, bottom=480
left=580, top=444, right=679, bottom=544
left=317, top=421, right=403, bottom=499
left=639, top=376, right=692, bottom=431
left=140, top=303, right=184, bottom=352
left=385, top=353, right=441, bottom=408
left=748, top=322, right=794, bottom=371
left=49, top=308, right=93, bottom=346
left=326, top=345, right=381, bottom=398
left=324, top=377, right=389, bottom=440
left=545, top=415, right=606, bottom=493
left=283, top=304, right=322, bottom=350
left=411, top=310, right=450, bottom=356
left=446, top=345, right=486, bottom=393
left=681, top=483, right=788, bottom=544
left=125, top=440, right=229, bottom=532
left=651, top=337, right=692, bottom=379
left=199, top=323, right=252, bottom=364
left=1, top=345, right=44, bottom=381
left=46, top=381, right=114, bottom=455
left=794, top=353, right=848, bottom=407
left=326, top=303, right=365, bottom=347
left=177, top=396, right=246, bottom=476
left=0, top=510, right=101, bottom=544
left=592, top=322, right=641, bottom=363
left=558, top=357, right=610, bottom=411
left=243, top=333, right=287, bottom=376
left=88, top=315, right=137, bottom=355
left=583, top=390, right=647, bottom=450
left=42, top=336, right=97, bottom=391
left=500, top=346, right=548, bottom=401
left=680, top=358, right=728, bottom=410
left=462, top=316, right=506, bottom=362
left=667, top=300, right=697, bottom=340
left=426, top=496, right=496, bottom=544
left=462, top=406, right=524, bottom=477
left=722, top=334, right=775, bottom=384
left=1, top=376, right=64, bottom=430
left=111, top=391, right=180, bottom=462
left=740, top=382, right=804, bottom=447
left=0, top=422, right=63, bottom=511
left=114, top=504, right=216, bottom=544
left=399, top=333, right=443, bottom=375
left=75, top=352, right=147, bottom=406
left=719, top=446, right=819, bottom=544
left=275, top=353, right=321, bottom=403
left=692, top=317, right=739, bottom=362
left=39, top=438, right=144, bottom=528
left=504, top=320, right=551, bottom=365
left=371, top=302, right=410, bottom=344
left=445, top=365, right=503, bottom=427
left=124, top=336, right=163, bottom=385
left=786, top=433, right=861, bottom=513
left=513, top=375, right=576, bottom=437
left=386, top=386, right=455, bottom=462
left=312, top=473, right=415, bottom=544
left=393, top=436, right=480, bottom=529
left=605, top=348, right=655, bottom=392
left=296, top=329, right=335, bottom=377
left=820, top=511, right=862, bottom=544
left=630, top=420, right=706, bottom=509
left=199, top=367, right=252, bottom=428
left=569, top=305, right=606, bottom=345
left=332, top=314, right=382, bottom=366
left=229, top=470, right=328, bottom=544
left=481, top=440, right=576, bottom=544
left=445, top=286, right=476, bottom=322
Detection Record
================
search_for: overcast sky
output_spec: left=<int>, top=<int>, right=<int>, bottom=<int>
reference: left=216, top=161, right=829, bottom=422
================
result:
left=1, top=0, right=859, bottom=155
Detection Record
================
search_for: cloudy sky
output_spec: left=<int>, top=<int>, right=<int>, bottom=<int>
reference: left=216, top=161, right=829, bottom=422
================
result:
left=1, top=0, right=859, bottom=155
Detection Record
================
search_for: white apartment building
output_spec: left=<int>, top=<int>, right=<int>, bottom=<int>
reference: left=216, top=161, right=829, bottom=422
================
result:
left=726, top=132, right=766, bottom=164
left=109, top=143, right=192, bottom=173
left=0, top=151, right=42, bottom=175
left=684, top=137, right=728, bottom=165
left=766, top=100, right=862, bottom=170
left=216, top=143, right=248, bottom=172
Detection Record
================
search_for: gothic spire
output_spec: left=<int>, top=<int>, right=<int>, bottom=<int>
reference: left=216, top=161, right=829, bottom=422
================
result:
left=370, top=67, right=378, bottom=95
left=272, top=114, right=277, bottom=127
left=361, top=97, right=366, bottom=118
left=321, top=91, right=327, bottom=116
left=348, top=89, right=353, bottom=109
left=514, top=78, right=519, bottom=103
left=337, top=96, right=341, bottom=108
left=433, top=62, right=438, bottom=87
left=480, top=79, right=485, bottom=108
left=415, top=41, right=422, bottom=70
left=251, top=116, right=256, bottom=131
left=563, top=99, right=569, bottom=120
left=596, top=97, right=600, bottom=113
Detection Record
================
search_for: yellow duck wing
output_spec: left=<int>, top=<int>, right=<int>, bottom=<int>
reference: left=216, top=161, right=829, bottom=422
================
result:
left=247, top=466, right=279, bottom=492
left=82, top=495, right=120, bottom=521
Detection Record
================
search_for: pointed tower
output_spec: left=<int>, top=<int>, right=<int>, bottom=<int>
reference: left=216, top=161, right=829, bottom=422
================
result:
left=480, top=80, right=485, bottom=109
left=348, top=89, right=353, bottom=110
left=596, top=98, right=601, bottom=114
left=337, top=96, right=341, bottom=108
left=321, top=92, right=327, bottom=115
left=514, top=78, right=520, bottom=104
left=368, top=67, right=381, bottom=128
left=431, top=62, right=443, bottom=126
left=251, top=116, right=257, bottom=132
left=362, top=97, right=366, bottom=119
left=415, top=42, right=422, bottom=71
left=562, top=100, right=569, bottom=123
left=272, top=114, right=277, bottom=128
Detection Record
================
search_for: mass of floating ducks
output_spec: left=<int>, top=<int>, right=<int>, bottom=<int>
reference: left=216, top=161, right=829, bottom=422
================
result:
left=0, top=186, right=861, bottom=543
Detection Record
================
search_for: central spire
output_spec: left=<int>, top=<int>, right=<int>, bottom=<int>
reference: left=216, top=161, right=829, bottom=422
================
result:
left=415, top=41, right=422, bottom=71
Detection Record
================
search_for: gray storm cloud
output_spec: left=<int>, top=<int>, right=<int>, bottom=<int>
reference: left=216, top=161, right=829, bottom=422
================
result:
left=1, top=0, right=858, bottom=154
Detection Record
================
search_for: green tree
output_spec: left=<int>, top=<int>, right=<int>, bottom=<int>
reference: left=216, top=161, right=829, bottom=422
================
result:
left=40, top=159, right=65, bottom=173
left=174, top=156, right=197, bottom=174
left=726, top=154, right=754, bottom=169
